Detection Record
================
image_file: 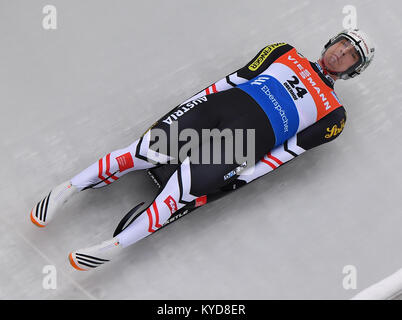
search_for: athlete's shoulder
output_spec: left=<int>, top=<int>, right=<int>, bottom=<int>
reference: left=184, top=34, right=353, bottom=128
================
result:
left=238, top=42, right=294, bottom=79
left=321, top=105, right=347, bottom=142
left=297, top=105, right=347, bottom=150
left=247, top=42, right=294, bottom=71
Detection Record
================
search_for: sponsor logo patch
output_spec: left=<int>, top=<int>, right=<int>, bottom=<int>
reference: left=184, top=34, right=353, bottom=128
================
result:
left=223, top=162, right=247, bottom=181
left=248, top=43, right=286, bottom=71
left=162, top=96, right=208, bottom=126
left=164, top=209, right=189, bottom=226
left=116, top=152, right=134, bottom=172
left=195, top=195, right=207, bottom=207
left=164, top=195, right=178, bottom=215
left=325, top=118, right=345, bottom=139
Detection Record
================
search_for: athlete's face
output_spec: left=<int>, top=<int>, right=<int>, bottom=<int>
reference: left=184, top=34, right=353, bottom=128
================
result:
left=323, top=38, right=360, bottom=73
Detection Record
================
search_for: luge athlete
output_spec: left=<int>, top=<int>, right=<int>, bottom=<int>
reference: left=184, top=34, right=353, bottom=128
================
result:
left=29, top=29, right=375, bottom=271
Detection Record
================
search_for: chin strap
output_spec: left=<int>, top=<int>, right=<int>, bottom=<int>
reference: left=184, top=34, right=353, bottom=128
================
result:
left=317, top=59, right=328, bottom=75
left=315, top=60, right=336, bottom=86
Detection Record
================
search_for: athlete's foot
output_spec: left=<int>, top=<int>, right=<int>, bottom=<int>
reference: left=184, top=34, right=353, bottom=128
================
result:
left=30, top=180, right=79, bottom=227
left=69, top=237, right=123, bottom=271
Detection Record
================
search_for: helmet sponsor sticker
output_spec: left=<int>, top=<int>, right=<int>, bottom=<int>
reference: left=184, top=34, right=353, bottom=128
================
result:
left=349, top=30, right=369, bottom=54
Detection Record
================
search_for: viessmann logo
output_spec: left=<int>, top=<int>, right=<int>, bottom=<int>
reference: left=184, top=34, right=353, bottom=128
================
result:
left=248, top=43, right=286, bottom=71
left=287, top=54, right=333, bottom=111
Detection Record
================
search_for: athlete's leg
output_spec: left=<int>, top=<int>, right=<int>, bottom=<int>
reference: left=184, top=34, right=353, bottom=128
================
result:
left=69, top=151, right=254, bottom=270
left=30, top=94, right=224, bottom=227
left=30, top=138, right=161, bottom=227
left=70, top=139, right=156, bottom=191
left=69, top=157, right=213, bottom=270
left=64, top=92, right=229, bottom=191
left=68, top=89, right=276, bottom=270
left=117, top=157, right=194, bottom=247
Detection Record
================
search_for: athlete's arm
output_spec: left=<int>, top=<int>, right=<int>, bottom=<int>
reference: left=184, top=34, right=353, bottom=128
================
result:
left=179, top=43, right=294, bottom=104
left=230, top=106, right=347, bottom=187
left=152, top=43, right=294, bottom=130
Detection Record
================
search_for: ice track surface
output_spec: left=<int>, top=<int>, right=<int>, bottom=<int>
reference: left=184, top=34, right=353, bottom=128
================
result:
left=1, top=0, right=401, bottom=299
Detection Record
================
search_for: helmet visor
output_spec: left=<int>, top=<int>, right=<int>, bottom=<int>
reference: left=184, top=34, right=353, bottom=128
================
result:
left=324, top=36, right=363, bottom=75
